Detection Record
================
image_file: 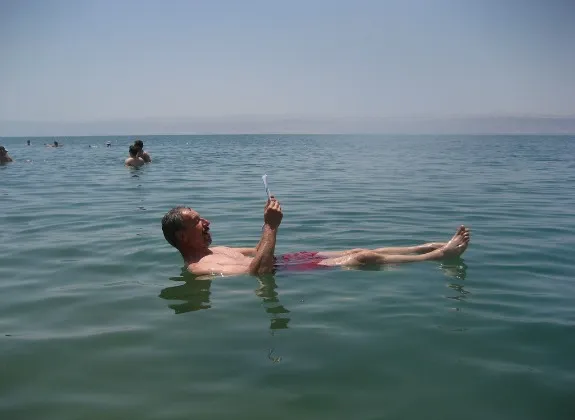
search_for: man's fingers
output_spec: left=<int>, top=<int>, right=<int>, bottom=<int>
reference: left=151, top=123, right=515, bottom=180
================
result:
left=264, top=197, right=281, bottom=213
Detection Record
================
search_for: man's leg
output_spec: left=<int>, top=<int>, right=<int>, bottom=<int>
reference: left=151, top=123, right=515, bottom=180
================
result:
left=373, top=242, right=446, bottom=255
left=319, top=226, right=470, bottom=267
left=316, top=242, right=446, bottom=259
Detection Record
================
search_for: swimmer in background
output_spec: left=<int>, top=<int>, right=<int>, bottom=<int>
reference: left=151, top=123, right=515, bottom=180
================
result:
left=46, top=141, right=61, bottom=148
left=26, top=140, right=31, bottom=146
left=134, top=139, right=151, bottom=163
left=0, top=146, right=14, bottom=163
left=125, top=145, right=145, bottom=167
left=161, top=196, right=471, bottom=277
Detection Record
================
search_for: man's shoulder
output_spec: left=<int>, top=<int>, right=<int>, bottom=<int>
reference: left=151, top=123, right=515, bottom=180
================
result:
left=191, top=251, right=224, bottom=263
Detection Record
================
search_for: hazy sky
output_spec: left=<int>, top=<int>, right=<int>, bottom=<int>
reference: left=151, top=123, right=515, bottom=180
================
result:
left=1, top=0, right=574, bottom=130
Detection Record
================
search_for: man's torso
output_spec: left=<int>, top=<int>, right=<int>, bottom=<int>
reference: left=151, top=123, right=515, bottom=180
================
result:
left=188, top=246, right=253, bottom=274
left=126, top=158, right=144, bottom=166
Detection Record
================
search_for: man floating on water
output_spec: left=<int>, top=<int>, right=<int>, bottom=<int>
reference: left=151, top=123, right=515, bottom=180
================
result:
left=161, top=196, right=470, bottom=277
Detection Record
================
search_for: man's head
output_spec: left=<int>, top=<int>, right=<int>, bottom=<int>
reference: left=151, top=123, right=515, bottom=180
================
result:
left=162, top=207, right=212, bottom=254
left=0, top=146, right=6, bottom=156
left=129, top=145, right=139, bottom=157
left=134, top=140, right=144, bottom=150
left=53, top=141, right=59, bottom=147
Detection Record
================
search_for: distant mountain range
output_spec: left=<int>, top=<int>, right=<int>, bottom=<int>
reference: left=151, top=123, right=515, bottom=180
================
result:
left=1, top=115, right=575, bottom=136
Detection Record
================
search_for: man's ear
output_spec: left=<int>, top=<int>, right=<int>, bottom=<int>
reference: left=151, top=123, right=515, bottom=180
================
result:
left=176, top=230, right=186, bottom=246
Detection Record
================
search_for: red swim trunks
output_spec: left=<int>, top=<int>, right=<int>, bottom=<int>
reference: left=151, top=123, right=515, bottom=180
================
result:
left=274, top=251, right=329, bottom=272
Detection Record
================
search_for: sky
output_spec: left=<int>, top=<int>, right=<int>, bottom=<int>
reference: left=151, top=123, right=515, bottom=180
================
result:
left=1, top=0, right=574, bottom=135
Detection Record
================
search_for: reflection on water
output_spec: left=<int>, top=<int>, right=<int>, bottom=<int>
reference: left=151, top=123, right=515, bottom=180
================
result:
left=160, top=261, right=469, bottom=328
left=267, top=348, right=282, bottom=363
left=441, top=260, right=468, bottom=281
left=159, top=270, right=212, bottom=314
left=441, top=261, right=470, bottom=314
left=159, top=271, right=292, bottom=331
left=255, top=276, right=291, bottom=331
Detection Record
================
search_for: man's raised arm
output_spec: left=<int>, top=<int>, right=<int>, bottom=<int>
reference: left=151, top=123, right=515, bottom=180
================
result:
left=248, top=198, right=283, bottom=275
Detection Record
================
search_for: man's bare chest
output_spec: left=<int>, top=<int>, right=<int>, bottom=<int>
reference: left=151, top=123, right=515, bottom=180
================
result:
left=207, top=247, right=252, bottom=264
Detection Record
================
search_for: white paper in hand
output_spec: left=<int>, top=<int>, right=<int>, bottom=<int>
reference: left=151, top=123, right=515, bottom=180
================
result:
left=262, top=174, right=271, bottom=199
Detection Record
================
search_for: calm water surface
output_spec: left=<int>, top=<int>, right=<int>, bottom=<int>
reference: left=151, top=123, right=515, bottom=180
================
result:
left=1, top=135, right=574, bottom=419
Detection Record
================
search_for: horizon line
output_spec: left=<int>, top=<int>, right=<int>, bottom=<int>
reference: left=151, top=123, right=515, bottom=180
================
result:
left=2, top=132, right=575, bottom=139
left=2, top=115, right=575, bottom=137
left=3, top=113, right=575, bottom=124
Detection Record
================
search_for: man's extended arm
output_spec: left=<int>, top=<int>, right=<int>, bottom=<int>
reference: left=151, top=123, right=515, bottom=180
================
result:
left=247, top=198, right=283, bottom=275
left=247, top=225, right=278, bottom=275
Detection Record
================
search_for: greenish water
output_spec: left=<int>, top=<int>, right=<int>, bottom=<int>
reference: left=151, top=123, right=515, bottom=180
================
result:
left=1, top=134, right=574, bottom=420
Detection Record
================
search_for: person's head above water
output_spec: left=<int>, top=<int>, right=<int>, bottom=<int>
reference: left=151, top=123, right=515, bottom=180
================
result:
left=162, top=207, right=212, bottom=256
left=134, top=139, right=144, bottom=149
left=0, top=146, right=13, bottom=162
left=128, top=145, right=139, bottom=157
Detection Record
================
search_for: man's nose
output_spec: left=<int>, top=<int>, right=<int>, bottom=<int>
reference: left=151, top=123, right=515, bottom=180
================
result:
left=201, top=218, right=210, bottom=226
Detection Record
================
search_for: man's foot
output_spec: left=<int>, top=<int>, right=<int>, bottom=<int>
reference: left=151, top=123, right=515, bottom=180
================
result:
left=441, top=226, right=470, bottom=258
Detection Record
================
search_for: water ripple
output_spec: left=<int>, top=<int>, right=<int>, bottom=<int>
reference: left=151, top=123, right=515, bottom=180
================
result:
left=1, top=135, right=574, bottom=420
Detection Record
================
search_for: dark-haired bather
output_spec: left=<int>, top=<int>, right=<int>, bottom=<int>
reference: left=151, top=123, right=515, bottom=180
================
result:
left=161, top=197, right=470, bottom=277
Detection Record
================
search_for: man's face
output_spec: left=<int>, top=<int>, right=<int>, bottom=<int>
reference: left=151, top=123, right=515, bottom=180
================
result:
left=177, top=209, right=212, bottom=248
left=0, top=148, right=6, bottom=156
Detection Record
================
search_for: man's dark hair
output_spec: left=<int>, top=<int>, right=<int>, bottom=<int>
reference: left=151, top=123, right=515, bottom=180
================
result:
left=0, top=146, right=6, bottom=153
left=162, top=206, right=188, bottom=249
left=129, top=145, right=139, bottom=157
left=134, top=140, right=144, bottom=149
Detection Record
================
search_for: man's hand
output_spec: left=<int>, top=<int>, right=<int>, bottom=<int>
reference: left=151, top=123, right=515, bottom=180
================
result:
left=264, top=196, right=283, bottom=230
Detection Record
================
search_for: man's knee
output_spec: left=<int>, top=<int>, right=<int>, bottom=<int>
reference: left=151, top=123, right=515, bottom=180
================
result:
left=355, top=250, right=384, bottom=265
